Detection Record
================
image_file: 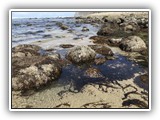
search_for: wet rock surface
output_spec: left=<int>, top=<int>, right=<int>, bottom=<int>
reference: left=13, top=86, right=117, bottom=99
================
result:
left=81, top=26, right=89, bottom=31
left=84, top=67, right=104, bottom=78
left=89, top=45, right=113, bottom=56
left=94, top=57, right=107, bottom=65
left=119, top=36, right=147, bottom=52
left=12, top=45, right=62, bottom=91
left=66, top=46, right=96, bottom=63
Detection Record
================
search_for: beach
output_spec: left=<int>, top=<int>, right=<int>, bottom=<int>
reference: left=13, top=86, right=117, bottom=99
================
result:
left=11, top=12, right=149, bottom=109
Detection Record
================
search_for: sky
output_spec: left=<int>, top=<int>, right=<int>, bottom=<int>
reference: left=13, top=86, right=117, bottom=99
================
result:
left=12, top=12, right=75, bottom=18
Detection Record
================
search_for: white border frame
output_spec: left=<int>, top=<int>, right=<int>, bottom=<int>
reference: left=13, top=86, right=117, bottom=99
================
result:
left=9, top=9, right=151, bottom=111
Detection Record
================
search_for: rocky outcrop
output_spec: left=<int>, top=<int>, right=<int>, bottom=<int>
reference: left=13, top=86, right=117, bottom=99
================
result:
left=66, top=46, right=96, bottom=63
left=119, top=36, right=147, bottom=52
left=12, top=44, right=62, bottom=91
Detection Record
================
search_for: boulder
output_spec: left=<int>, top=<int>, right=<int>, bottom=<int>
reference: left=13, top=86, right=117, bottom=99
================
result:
left=12, top=45, right=62, bottom=91
left=97, top=22, right=119, bottom=36
left=89, top=36, right=108, bottom=44
left=120, top=22, right=139, bottom=33
left=97, top=27, right=114, bottom=36
left=119, top=36, right=147, bottom=52
left=89, top=45, right=113, bottom=56
left=12, top=44, right=41, bottom=57
left=66, top=46, right=96, bottom=63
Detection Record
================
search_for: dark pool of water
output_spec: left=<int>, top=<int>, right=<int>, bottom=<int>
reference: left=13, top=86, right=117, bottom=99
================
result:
left=52, top=52, right=147, bottom=91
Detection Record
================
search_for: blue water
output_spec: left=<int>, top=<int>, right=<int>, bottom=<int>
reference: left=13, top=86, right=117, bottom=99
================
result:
left=52, top=53, right=147, bottom=91
left=12, top=18, right=99, bottom=46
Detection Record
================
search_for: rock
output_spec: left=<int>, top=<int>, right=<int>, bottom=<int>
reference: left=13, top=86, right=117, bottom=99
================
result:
left=89, top=36, right=108, bottom=44
left=47, top=53, right=61, bottom=60
left=43, top=34, right=52, bottom=38
left=97, top=22, right=119, bottom=36
left=27, top=23, right=32, bottom=26
left=12, top=44, right=41, bottom=57
left=12, top=45, right=62, bottom=91
left=120, top=22, right=139, bottom=33
left=140, top=74, right=148, bottom=84
left=12, top=59, right=61, bottom=91
left=137, top=18, right=148, bottom=28
left=59, top=59, right=72, bottom=67
left=119, top=36, right=147, bottom=52
left=60, top=24, right=69, bottom=30
left=94, top=57, right=106, bottom=65
left=81, top=27, right=89, bottom=31
left=102, top=16, right=109, bottom=22
left=56, top=22, right=69, bottom=30
left=59, top=44, right=74, bottom=48
left=108, top=38, right=122, bottom=46
left=97, top=27, right=114, bottom=36
left=89, top=45, right=113, bottom=56
left=66, top=46, right=96, bottom=63
left=14, top=23, right=21, bottom=26
left=84, top=67, right=104, bottom=78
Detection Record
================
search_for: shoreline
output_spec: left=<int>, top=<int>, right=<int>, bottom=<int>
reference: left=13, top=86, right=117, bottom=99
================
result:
left=11, top=12, right=149, bottom=109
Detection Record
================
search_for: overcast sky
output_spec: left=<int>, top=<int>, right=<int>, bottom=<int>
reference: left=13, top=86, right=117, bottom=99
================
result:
left=12, top=12, right=75, bottom=18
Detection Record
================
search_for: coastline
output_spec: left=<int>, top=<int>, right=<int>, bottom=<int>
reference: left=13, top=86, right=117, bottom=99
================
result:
left=11, top=11, right=149, bottom=109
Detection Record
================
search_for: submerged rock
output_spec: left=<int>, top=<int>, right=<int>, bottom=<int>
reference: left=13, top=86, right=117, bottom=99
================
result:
left=84, top=67, right=104, bottom=78
left=56, top=22, right=69, bottom=30
left=60, top=24, right=69, bottom=30
left=94, top=57, right=107, bottom=65
left=119, top=36, right=147, bottom=52
left=140, top=74, right=149, bottom=84
left=12, top=44, right=62, bottom=91
left=66, top=46, right=96, bottom=63
left=81, top=26, right=89, bottom=31
left=43, top=34, right=52, bottom=38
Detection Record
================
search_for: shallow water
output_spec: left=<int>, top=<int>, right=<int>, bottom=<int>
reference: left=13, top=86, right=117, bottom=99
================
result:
left=12, top=18, right=99, bottom=47
left=50, top=53, right=148, bottom=91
